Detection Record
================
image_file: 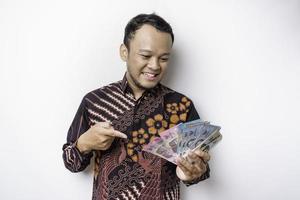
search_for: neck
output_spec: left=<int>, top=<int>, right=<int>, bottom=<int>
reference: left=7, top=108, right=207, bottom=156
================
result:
left=126, top=73, right=145, bottom=100
left=133, top=90, right=143, bottom=100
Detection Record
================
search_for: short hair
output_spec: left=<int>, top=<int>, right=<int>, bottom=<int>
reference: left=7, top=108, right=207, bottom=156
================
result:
left=123, top=13, right=174, bottom=50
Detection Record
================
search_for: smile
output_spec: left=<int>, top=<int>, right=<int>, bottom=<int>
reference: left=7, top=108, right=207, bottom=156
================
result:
left=142, top=72, right=159, bottom=77
left=142, top=72, right=159, bottom=80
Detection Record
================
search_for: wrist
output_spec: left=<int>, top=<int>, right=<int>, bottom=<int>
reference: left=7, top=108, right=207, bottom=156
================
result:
left=76, top=136, right=91, bottom=154
left=176, top=166, right=203, bottom=182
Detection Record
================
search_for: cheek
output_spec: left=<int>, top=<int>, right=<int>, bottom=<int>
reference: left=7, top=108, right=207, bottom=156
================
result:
left=160, top=63, right=169, bottom=72
left=136, top=58, right=148, bottom=66
left=127, top=61, right=143, bottom=76
left=129, top=57, right=146, bottom=68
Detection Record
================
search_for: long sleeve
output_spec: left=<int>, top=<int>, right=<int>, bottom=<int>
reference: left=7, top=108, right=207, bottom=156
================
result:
left=182, top=99, right=210, bottom=186
left=62, top=97, right=93, bottom=172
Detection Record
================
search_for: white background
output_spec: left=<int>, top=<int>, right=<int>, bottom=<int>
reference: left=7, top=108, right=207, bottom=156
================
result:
left=1, top=0, right=300, bottom=199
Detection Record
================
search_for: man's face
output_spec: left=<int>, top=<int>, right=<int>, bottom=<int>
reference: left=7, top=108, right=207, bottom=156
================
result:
left=120, top=24, right=173, bottom=92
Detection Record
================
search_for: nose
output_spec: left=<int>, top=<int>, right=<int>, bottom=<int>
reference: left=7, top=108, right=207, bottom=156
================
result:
left=147, top=57, right=160, bottom=71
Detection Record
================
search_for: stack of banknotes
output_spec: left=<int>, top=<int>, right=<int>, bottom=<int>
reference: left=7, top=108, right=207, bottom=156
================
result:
left=142, top=119, right=222, bottom=164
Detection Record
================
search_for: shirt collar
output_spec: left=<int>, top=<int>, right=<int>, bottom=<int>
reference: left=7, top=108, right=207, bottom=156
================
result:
left=120, top=73, right=129, bottom=93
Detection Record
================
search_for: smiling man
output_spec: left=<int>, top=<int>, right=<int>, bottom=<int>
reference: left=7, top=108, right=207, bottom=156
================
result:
left=62, top=13, right=210, bottom=200
left=120, top=24, right=172, bottom=99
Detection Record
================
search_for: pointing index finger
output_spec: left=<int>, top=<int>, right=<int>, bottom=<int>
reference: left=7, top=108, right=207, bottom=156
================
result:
left=94, top=123, right=127, bottom=139
left=100, top=128, right=127, bottom=139
left=112, top=130, right=127, bottom=139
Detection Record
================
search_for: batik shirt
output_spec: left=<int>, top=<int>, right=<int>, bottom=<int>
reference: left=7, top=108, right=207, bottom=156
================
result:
left=62, top=75, right=210, bottom=200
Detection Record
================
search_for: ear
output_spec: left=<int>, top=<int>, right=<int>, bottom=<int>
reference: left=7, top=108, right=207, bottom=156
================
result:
left=119, top=44, right=128, bottom=61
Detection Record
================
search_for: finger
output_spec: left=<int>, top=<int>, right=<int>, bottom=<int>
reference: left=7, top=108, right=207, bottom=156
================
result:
left=97, top=128, right=127, bottom=139
left=177, top=160, right=193, bottom=177
left=93, top=124, right=127, bottom=139
left=184, top=153, right=207, bottom=178
left=187, top=151, right=198, bottom=162
left=177, top=157, right=193, bottom=174
left=193, top=160, right=207, bottom=174
left=193, top=149, right=210, bottom=162
left=185, top=153, right=202, bottom=172
left=200, top=161, right=207, bottom=175
left=200, top=160, right=207, bottom=171
left=186, top=151, right=205, bottom=165
left=112, top=130, right=127, bottom=139
left=192, top=162, right=202, bottom=173
left=193, top=161, right=206, bottom=177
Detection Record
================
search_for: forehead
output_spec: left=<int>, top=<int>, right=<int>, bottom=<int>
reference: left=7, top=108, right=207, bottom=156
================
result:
left=129, top=24, right=173, bottom=53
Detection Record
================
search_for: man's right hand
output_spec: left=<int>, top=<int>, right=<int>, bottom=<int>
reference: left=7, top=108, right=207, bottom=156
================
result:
left=76, top=122, right=127, bottom=154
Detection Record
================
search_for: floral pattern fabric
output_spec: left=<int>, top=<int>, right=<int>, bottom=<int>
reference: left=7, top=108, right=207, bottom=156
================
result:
left=62, top=75, right=209, bottom=200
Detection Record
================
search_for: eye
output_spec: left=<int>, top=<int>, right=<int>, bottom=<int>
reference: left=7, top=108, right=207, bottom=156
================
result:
left=140, top=54, right=151, bottom=59
left=160, top=57, right=169, bottom=62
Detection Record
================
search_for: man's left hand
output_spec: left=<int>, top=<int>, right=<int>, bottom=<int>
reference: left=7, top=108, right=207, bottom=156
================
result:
left=176, top=149, right=210, bottom=182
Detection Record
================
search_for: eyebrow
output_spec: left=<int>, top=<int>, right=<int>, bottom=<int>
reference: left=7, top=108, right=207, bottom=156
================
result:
left=138, top=49, right=171, bottom=56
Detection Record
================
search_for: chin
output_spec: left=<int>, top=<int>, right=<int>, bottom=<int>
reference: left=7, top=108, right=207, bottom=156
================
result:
left=138, top=81, right=159, bottom=90
left=143, top=83, right=160, bottom=90
left=134, top=75, right=163, bottom=90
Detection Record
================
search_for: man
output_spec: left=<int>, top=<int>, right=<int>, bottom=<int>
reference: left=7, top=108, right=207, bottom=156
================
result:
left=62, top=13, right=210, bottom=200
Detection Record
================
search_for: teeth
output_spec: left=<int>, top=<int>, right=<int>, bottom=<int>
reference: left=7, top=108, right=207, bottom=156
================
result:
left=143, top=72, right=156, bottom=77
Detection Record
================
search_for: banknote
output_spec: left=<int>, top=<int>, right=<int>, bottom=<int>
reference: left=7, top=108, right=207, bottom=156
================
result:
left=159, top=124, right=181, bottom=154
left=197, top=130, right=222, bottom=152
left=142, top=136, right=164, bottom=152
left=153, top=145, right=177, bottom=163
left=142, top=119, right=222, bottom=164
left=143, top=135, right=178, bottom=163
left=177, top=120, right=221, bottom=156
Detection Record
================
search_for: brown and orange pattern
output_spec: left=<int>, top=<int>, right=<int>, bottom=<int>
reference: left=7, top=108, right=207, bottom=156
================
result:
left=62, top=75, right=209, bottom=200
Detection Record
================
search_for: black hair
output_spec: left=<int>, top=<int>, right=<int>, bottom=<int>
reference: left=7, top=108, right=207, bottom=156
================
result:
left=123, top=13, right=174, bottom=50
